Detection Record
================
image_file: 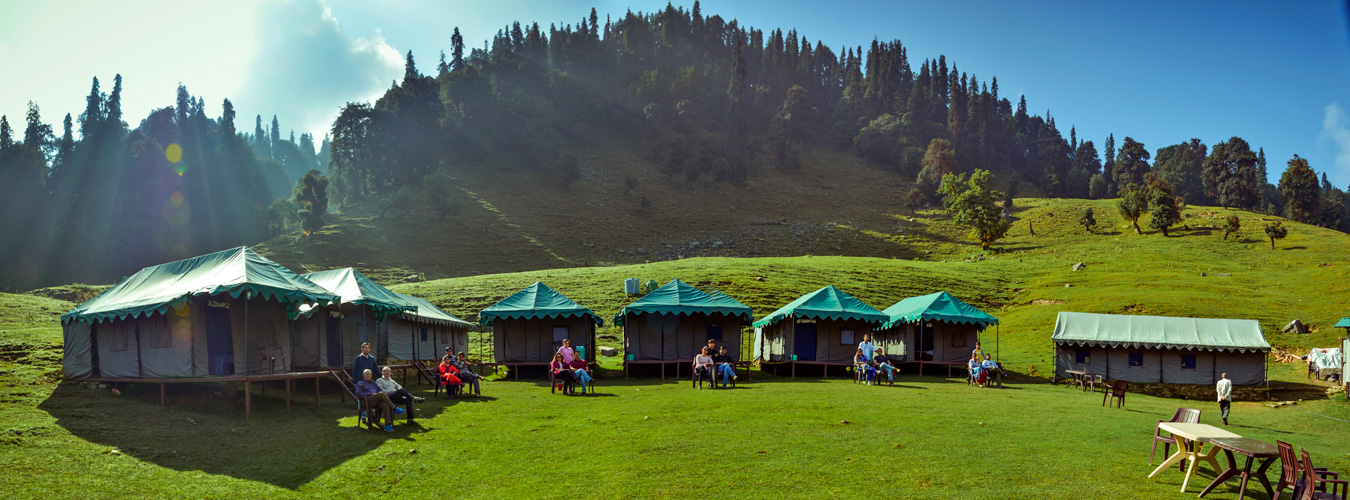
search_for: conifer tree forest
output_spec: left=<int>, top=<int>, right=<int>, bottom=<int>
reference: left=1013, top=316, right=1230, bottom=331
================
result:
left=1, top=3, right=1347, bottom=290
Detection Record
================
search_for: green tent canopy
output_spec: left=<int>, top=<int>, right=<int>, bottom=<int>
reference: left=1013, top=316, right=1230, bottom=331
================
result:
left=881, top=291, right=999, bottom=330
left=61, top=246, right=339, bottom=324
left=301, top=268, right=414, bottom=316
left=394, top=293, right=473, bottom=328
left=752, top=285, right=888, bottom=328
left=613, top=279, right=753, bottom=326
left=478, top=282, right=603, bottom=327
left=1052, top=311, right=1270, bottom=352
left=1335, top=318, right=1350, bottom=328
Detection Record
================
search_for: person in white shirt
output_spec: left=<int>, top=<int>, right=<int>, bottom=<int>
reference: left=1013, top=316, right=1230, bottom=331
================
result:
left=378, top=366, right=424, bottom=423
left=1216, top=372, right=1232, bottom=425
left=693, top=347, right=715, bottom=388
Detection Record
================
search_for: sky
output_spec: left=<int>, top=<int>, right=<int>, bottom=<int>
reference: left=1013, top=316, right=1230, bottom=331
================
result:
left=2, top=0, right=1348, bottom=185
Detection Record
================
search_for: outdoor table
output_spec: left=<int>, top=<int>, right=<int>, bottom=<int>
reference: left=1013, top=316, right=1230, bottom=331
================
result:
left=1065, top=369, right=1086, bottom=389
left=1196, top=437, right=1278, bottom=500
left=1148, top=422, right=1242, bottom=492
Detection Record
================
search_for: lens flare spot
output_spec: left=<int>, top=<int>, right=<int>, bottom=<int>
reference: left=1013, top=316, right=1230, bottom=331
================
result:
left=173, top=302, right=190, bottom=317
left=162, top=191, right=190, bottom=226
left=165, top=143, right=183, bottom=164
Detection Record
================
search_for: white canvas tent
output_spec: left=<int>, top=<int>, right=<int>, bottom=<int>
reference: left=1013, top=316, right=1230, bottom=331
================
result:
left=385, top=293, right=474, bottom=361
left=1052, top=311, right=1270, bottom=386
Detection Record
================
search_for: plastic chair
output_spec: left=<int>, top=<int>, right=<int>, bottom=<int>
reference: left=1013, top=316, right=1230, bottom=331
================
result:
left=1101, top=380, right=1128, bottom=408
left=1301, top=449, right=1348, bottom=500
left=1150, top=407, right=1201, bottom=467
left=257, top=339, right=284, bottom=375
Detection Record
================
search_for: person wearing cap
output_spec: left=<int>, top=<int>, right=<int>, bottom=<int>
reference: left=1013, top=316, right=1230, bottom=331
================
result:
left=713, top=346, right=737, bottom=387
left=453, top=352, right=481, bottom=396
left=705, top=339, right=718, bottom=357
left=873, top=347, right=896, bottom=384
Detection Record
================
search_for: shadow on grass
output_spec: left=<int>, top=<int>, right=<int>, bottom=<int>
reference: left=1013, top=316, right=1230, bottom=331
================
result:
left=40, top=380, right=457, bottom=490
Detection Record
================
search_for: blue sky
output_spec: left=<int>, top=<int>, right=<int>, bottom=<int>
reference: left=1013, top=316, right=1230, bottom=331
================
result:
left=2, top=1, right=1348, bottom=185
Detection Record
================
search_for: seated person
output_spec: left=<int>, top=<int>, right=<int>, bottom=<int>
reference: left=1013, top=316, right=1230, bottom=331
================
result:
left=978, top=354, right=1001, bottom=387
left=570, top=356, right=592, bottom=394
left=377, top=366, right=422, bottom=423
left=854, top=348, right=875, bottom=384
left=873, top=348, right=897, bottom=383
left=693, top=347, right=715, bottom=387
left=550, top=352, right=576, bottom=393
left=557, top=339, right=575, bottom=364
left=453, top=352, right=481, bottom=396
left=713, top=347, right=737, bottom=387
left=437, top=355, right=462, bottom=397
left=354, top=369, right=397, bottom=432
left=967, top=353, right=982, bottom=385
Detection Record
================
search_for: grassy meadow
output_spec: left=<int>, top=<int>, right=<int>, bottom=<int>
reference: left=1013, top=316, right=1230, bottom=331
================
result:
left=2, top=198, right=1349, bottom=498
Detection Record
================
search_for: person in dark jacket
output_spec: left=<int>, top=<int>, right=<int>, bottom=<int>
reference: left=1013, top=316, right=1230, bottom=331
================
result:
left=355, top=369, right=398, bottom=432
left=352, top=342, right=378, bottom=384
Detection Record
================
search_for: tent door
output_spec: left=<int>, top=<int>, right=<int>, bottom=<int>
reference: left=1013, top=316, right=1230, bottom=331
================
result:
left=916, top=324, right=934, bottom=361
left=794, top=323, right=817, bottom=361
left=326, top=316, right=342, bottom=367
left=206, top=305, right=234, bottom=375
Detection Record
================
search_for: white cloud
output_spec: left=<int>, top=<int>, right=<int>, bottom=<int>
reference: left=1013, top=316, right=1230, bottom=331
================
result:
left=1320, top=103, right=1350, bottom=179
left=234, top=0, right=402, bottom=140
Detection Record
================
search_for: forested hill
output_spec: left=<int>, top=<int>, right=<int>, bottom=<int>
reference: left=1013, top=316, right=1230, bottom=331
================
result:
left=2, top=2, right=1348, bottom=291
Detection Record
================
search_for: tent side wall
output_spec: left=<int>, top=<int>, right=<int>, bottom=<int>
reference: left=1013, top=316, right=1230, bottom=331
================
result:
left=61, top=321, right=94, bottom=379
left=93, top=318, right=142, bottom=378
left=934, top=323, right=979, bottom=364
left=1105, top=348, right=1163, bottom=384
left=138, top=312, right=195, bottom=378
left=1053, top=344, right=1108, bottom=381
left=755, top=323, right=790, bottom=362
left=814, top=319, right=875, bottom=363
left=1213, top=351, right=1265, bottom=386
left=1058, top=343, right=1267, bottom=386
left=291, top=311, right=324, bottom=369
left=626, top=312, right=744, bottom=361
left=495, top=316, right=594, bottom=363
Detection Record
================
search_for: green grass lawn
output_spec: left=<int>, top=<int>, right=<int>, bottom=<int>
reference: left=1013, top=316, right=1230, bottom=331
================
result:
left=2, top=363, right=1348, bottom=499
left=4, top=198, right=1350, bottom=497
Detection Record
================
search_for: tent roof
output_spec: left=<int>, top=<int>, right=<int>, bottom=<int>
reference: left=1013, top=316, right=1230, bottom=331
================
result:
left=478, top=282, right=602, bottom=327
left=394, top=293, right=473, bottom=328
left=1051, top=311, right=1270, bottom=353
left=301, top=268, right=413, bottom=314
left=881, top=291, right=998, bottom=330
left=1335, top=317, right=1350, bottom=328
left=61, top=247, right=339, bottom=324
left=752, top=285, right=888, bottom=328
left=614, top=279, right=753, bottom=325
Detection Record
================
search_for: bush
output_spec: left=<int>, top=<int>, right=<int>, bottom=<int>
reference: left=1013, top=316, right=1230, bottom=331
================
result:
left=1222, top=215, right=1240, bottom=240
left=1079, top=208, right=1097, bottom=233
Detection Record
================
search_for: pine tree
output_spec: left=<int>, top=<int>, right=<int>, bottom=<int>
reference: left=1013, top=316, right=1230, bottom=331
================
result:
left=1202, top=137, right=1260, bottom=209
left=220, top=99, right=236, bottom=139
left=451, top=27, right=465, bottom=71
left=295, top=169, right=329, bottom=237
left=1279, top=154, right=1320, bottom=224
left=0, top=116, right=12, bottom=151
left=270, top=115, right=281, bottom=161
left=106, top=74, right=123, bottom=132
left=727, top=36, right=748, bottom=140
left=1113, top=137, right=1150, bottom=187
left=78, top=77, right=102, bottom=140
left=1103, top=133, right=1116, bottom=194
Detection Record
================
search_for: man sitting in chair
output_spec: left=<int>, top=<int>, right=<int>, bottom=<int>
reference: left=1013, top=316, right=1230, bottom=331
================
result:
left=453, top=352, right=481, bottom=397
left=570, top=355, right=592, bottom=394
left=355, top=369, right=400, bottom=432
left=378, top=366, right=423, bottom=424
left=873, top=347, right=897, bottom=384
left=713, top=346, right=737, bottom=387
left=978, top=354, right=1002, bottom=387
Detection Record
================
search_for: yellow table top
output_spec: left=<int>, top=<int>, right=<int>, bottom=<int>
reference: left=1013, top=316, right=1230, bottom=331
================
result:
left=1158, top=422, right=1241, bottom=442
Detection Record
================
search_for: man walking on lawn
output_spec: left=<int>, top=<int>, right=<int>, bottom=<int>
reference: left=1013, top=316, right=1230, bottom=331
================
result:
left=1216, top=372, right=1232, bottom=425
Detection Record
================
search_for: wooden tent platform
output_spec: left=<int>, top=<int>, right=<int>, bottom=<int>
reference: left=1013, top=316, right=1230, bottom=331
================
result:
left=900, top=361, right=970, bottom=377
left=83, top=370, right=340, bottom=420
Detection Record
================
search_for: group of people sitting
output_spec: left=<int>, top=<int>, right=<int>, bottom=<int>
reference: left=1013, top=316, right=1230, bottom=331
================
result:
left=438, top=346, right=483, bottom=398
left=353, top=342, right=425, bottom=431
left=550, top=338, right=594, bottom=395
left=853, top=334, right=898, bottom=385
left=966, top=342, right=1003, bottom=387
left=693, top=339, right=738, bottom=388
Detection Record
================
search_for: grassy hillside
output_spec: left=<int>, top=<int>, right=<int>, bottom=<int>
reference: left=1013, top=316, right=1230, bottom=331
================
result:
left=255, top=141, right=1038, bottom=286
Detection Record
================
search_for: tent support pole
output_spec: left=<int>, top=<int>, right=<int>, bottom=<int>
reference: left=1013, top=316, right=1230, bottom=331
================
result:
left=160, top=383, right=165, bottom=408
left=286, top=379, right=292, bottom=417
left=315, top=377, right=321, bottom=410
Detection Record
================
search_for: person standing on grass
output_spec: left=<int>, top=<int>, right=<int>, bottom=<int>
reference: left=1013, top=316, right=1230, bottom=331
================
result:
left=859, top=334, right=875, bottom=362
left=378, top=366, right=423, bottom=423
left=971, top=341, right=984, bottom=364
left=1216, top=372, right=1233, bottom=425
left=453, top=352, right=481, bottom=396
left=355, top=369, right=398, bottom=432
left=558, top=339, right=575, bottom=364
left=353, top=342, right=378, bottom=384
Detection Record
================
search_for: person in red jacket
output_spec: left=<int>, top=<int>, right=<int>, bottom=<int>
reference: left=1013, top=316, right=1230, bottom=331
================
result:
left=550, top=352, right=575, bottom=394
left=438, top=355, right=462, bottom=398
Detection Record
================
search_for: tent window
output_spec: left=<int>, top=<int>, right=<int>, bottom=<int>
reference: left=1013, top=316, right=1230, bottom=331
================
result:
left=420, top=327, right=428, bottom=342
left=1128, top=352, right=1143, bottom=367
left=951, top=331, right=967, bottom=348
left=1181, top=355, right=1197, bottom=370
left=552, top=326, right=569, bottom=342
left=149, top=316, right=171, bottom=349
left=840, top=329, right=855, bottom=345
left=1074, top=348, right=1090, bottom=364
left=706, top=325, right=723, bottom=341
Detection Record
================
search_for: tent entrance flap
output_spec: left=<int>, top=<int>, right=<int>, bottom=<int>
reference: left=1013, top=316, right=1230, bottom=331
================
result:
left=325, top=316, right=342, bottom=367
left=206, top=305, right=233, bottom=375
left=795, top=322, right=817, bottom=361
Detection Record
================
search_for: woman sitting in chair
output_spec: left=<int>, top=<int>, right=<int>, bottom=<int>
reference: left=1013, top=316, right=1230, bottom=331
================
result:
left=693, top=346, right=715, bottom=388
left=967, top=353, right=982, bottom=386
left=438, top=355, right=462, bottom=398
left=550, top=352, right=575, bottom=393
left=854, top=348, right=876, bottom=385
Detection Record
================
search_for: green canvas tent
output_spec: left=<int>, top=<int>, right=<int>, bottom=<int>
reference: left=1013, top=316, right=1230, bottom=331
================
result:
left=386, top=293, right=475, bottom=362
left=1051, top=311, right=1270, bottom=386
left=753, top=285, right=887, bottom=367
left=482, top=282, right=601, bottom=367
left=1335, top=318, right=1350, bottom=329
left=61, top=247, right=339, bottom=379
left=295, top=268, right=415, bottom=369
left=616, top=279, right=753, bottom=367
left=878, top=291, right=998, bottom=366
